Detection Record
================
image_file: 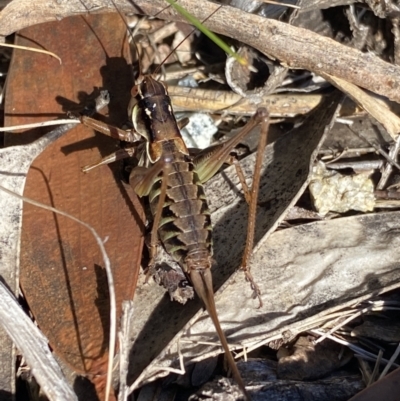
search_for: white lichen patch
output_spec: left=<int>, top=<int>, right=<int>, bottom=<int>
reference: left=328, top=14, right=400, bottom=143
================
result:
left=309, top=161, right=375, bottom=215
left=179, top=113, right=218, bottom=149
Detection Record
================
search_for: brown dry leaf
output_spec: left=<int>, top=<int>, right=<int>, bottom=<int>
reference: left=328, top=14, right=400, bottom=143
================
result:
left=348, top=367, right=400, bottom=401
left=277, top=336, right=352, bottom=381
left=4, top=14, right=144, bottom=400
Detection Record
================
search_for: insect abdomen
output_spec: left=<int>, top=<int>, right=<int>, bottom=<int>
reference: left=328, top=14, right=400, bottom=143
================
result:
left=149, top=157, right=212, bottom=269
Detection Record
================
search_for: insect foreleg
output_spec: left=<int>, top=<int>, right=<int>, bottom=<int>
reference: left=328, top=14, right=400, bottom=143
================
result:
left=79, top=116, right=143, bottom=172
left=80, top=115, right=138, bottom=142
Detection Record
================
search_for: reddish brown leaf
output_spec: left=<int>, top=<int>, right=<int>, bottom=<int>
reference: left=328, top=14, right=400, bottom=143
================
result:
left=348, top=367, right=400, bottom=401
left=4, top=14, right=144, bottom=400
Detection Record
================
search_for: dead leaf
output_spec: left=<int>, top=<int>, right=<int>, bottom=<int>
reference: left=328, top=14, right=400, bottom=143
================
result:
left=4, top=14, right=144, bottom=400
left=348, top=366, right=400, bottom=401
left=321, top=73, right=400, bottom=140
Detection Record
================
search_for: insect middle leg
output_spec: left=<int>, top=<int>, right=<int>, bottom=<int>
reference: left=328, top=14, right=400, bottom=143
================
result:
left=78, top=115, right=143, bottom=172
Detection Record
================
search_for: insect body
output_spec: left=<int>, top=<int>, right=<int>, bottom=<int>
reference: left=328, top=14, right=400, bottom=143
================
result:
left=82, top=73, right=269, bottom=399
left=130, top=77, right=213, bottom=279
left=129, top=75, right=250, bottom=398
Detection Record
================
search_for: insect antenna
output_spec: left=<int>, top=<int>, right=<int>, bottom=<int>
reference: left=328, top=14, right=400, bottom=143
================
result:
left=152, top=4, right=223, bottom=77
left=112, top=1, right=196, bottom=79
left=108, top=0, right=145, bottom=79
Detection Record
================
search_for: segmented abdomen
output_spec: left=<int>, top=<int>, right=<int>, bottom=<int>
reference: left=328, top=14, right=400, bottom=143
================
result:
left=149, top=155, right=212, bottom=271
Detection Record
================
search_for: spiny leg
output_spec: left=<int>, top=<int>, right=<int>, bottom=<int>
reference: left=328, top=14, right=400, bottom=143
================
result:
left=194, top=108, right=270, bottom=306
left=240, top=108, right=270, bottom=307
left=80, top=115, right=138, bottom=142
left=79, top=115, right=142, bottom=172
left=81, top=145, right=139, bottom=172
left=148, top=166, right=170, bottom=273
left=193, top=112, right=264, bottom=183
left=129, top=160, right=166, bottom=274
left=224, top=154, right=252, bottom=205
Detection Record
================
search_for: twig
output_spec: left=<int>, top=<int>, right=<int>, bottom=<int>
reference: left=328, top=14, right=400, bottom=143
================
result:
left=378, top=343, right=400, bottom=380
left=2, top=0, right=400, bottom=101
left=0, top=119, right=80, bottom=132
left=368, top=349, right=383, bottom=385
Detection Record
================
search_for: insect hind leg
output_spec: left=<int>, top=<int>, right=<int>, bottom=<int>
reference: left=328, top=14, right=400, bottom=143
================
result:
left=240, top=108, right=270, bottom=307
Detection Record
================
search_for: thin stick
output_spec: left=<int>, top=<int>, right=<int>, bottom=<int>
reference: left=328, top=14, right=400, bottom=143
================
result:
left=314, top=305, right=382, bottom=344
left=311, top=329, right=400, bottom=368
left=368, top=349, right=383, bottom=385
left=379, top=343, right=400, bottom=380
left=262, top=0, right=300, bottom=7
left=0, top=42, right=62, bottom=64
left=0, top=119, right=80, bottom=132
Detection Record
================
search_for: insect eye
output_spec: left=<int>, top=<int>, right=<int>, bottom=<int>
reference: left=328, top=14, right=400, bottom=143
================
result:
left=131, top=85, right=139, bottom=97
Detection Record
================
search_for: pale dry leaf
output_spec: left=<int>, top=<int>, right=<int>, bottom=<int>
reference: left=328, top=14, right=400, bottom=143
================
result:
left=321, top=73, right=400, bottom=140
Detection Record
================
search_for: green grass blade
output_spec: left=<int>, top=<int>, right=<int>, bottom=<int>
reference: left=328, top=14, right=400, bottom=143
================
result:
left=165, top=0, right=248, bottom=67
